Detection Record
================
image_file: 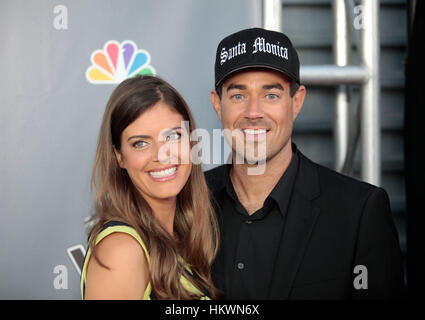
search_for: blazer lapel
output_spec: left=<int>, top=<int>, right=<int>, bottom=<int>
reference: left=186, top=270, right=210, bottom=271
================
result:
left=268, top=152, right=321, bottom=299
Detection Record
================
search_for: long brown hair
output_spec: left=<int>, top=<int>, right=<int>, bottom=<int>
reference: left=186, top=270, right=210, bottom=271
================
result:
left=88, top=75, right=219, bottom=299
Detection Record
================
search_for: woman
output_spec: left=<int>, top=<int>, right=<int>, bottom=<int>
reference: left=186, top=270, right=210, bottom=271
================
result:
left=80, top=75, right=219, bottom=299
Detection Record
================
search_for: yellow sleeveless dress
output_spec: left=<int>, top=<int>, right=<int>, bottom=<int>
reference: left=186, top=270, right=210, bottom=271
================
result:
left=80, top=220, right=210, bottom=300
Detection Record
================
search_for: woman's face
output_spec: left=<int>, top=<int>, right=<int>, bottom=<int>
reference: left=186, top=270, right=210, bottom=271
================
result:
left=114, top=101, right=192, bottom=204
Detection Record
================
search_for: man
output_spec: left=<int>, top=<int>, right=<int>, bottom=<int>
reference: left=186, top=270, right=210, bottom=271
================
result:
left=205, top=27, right=405, bottom=299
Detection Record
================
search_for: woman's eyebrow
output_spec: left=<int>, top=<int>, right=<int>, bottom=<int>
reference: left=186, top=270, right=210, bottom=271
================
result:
left=127, top=134, right=151, bottom=141
left=128, top=126, right=184, bottom=141
left=161, top=126, right=184, bottom=135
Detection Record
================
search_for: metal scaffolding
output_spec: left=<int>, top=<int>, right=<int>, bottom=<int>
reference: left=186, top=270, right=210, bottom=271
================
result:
left=263, top=0, right=381, bottom=186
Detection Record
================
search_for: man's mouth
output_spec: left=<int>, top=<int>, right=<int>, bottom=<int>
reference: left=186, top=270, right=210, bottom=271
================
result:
left=242, top=128, right=268, bottom=135
left=240, top=128, right=269, bottom=141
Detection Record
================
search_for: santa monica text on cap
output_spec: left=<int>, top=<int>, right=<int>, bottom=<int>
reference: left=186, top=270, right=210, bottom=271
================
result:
left=220, top=37, right=288, bottom=65
left=214, top=28, right=300, bottom=88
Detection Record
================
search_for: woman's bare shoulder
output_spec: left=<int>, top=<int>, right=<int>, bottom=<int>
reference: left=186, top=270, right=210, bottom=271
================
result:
left=84, top=232, right=149, bottom=300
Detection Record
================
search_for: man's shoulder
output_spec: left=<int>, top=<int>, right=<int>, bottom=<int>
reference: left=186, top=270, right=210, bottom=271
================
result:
left=298, top=150, right=380, bottom=198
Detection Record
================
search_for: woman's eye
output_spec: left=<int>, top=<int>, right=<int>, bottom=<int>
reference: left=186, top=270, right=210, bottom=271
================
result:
left=166, top=132, right=181, bottom=141
left=132, top=140, right=148, bottom=149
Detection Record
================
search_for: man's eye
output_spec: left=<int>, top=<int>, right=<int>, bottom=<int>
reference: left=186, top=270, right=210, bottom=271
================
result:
left=231, top=94, right=244, bottom=101
left=166, top=132, right=181, bottom=142
left=266, top=93, right=278, bottom=100
left=132, top=140, right=148, bottom=149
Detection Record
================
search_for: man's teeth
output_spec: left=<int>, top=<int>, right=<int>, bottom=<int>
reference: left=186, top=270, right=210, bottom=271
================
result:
left=243, top=129, right=267, bottom=135
left=149, top=167, right=177, bottom=178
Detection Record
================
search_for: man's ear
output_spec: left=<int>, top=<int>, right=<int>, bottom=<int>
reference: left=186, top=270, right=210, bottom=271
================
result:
left=292, top=85, right=306, bottom=121
left=210, top=89, right=222, bottom=122
left=113, top=146, right=125, bottom=168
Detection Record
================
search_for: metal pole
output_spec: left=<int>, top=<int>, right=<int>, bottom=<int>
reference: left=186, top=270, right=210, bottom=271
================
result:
left=361, top=0, right=381, bottom=185
left=300, top=65, right=368, bottom=85
left=333, top=0, right=350, bottom=172
left=263, top=0, right=282, bottom=31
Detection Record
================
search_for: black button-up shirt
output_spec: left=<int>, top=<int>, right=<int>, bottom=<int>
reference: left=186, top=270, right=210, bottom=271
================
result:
left=212, top=151, right=299, bottom=299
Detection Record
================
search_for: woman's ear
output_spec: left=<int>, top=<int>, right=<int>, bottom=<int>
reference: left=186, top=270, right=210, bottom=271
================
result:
left=113, top=146, right=125, bottom=168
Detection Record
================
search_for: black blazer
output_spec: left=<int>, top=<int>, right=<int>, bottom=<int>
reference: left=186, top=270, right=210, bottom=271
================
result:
left=205, top=147, right=405, bottom=299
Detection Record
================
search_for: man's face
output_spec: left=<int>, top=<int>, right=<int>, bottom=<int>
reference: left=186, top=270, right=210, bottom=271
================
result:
left=211, top=69, right=305, bottom=164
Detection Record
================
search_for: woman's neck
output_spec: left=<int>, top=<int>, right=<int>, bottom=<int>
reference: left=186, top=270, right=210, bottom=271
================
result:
left=147, top=197, right=177, bottom=236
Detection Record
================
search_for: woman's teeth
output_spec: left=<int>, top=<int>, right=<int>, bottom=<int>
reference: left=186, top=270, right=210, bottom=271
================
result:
left=149, top=166, right=177, bottom=178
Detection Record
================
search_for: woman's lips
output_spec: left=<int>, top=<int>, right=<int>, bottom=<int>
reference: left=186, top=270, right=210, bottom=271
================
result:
left=148, top=165, right=179, bottom=181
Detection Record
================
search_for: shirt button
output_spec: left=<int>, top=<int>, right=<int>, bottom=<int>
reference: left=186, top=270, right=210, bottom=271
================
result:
left=237, top=262, right=245, bottom=270
left=245, top=220, right=252, bottom=224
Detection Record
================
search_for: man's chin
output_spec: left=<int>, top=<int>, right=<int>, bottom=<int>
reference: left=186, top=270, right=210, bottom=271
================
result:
left=232, top=151, right=268, bottom=165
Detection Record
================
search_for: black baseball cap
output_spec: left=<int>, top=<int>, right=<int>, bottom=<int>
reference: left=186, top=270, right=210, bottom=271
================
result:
left=214, top=27, right=300, bottom=88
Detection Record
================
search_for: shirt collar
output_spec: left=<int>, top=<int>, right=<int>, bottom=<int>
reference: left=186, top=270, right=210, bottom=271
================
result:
left=221, top=143, right=300, bottom=218
left=269, top=148, right=299, bottom=217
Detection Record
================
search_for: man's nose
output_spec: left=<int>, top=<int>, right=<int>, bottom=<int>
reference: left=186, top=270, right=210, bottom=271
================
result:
left=243, top=96, right=263, bottom=120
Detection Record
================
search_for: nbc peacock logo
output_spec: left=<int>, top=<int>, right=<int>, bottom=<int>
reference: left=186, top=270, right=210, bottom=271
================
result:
left=86, top=40, right=156, bottom=84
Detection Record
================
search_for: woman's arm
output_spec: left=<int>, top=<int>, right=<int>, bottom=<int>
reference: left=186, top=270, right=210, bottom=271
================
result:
left=84, top=232, right=150, bottom=300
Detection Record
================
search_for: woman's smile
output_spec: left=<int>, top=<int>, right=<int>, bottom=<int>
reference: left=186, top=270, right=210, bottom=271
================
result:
left=147, top=165, right=179, bottom=182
